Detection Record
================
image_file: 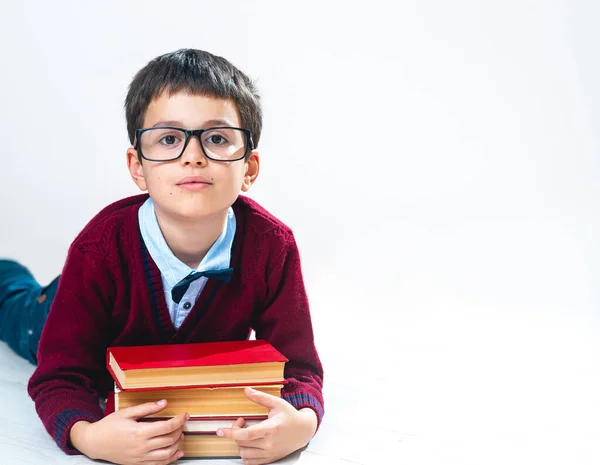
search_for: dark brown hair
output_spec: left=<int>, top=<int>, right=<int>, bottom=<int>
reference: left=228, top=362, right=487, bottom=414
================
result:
left=125, top=49, right=262, bottom=150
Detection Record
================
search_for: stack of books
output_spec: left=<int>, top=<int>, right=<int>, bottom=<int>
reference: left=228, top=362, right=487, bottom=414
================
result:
left=106, top=339, right=288, bottom=458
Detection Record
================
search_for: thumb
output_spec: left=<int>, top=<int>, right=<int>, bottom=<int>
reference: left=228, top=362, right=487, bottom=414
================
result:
left=119, top=399, right=168, bottom=420
left=244, top=387, right=283, bottom=410
left=217, top=417, right=244, bottom=438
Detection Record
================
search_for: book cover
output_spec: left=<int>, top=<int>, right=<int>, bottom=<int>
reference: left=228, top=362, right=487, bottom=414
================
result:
left=107, top=339, right=287, bottom=371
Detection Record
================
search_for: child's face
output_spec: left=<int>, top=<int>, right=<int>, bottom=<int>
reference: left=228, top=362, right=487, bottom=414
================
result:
left=126, top=91, right=259, bottom=221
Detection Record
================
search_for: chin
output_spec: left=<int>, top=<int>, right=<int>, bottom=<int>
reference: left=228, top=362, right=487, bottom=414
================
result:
left=154, top=191, right=234, bottom=220
left=176, top=200, right=231, bottom=221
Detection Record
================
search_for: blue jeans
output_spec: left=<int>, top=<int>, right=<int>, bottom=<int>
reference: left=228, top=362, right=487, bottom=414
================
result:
left=0, top=260, right=60, bottom=364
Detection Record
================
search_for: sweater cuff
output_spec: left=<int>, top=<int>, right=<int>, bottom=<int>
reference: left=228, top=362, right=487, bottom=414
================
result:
left=283, top=393, right=324, bottom=427
left=55, top=408, right=102, bottom=455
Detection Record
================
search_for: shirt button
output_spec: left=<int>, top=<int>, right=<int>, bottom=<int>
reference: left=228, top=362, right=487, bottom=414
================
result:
left=183, top=302, right=192, bottom=310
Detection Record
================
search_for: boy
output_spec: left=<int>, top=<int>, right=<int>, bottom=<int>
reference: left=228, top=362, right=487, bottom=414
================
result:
left=0, top=48, right=323, bottom=465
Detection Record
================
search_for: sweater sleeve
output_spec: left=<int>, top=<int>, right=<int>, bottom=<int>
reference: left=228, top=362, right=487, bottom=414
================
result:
left=253, top=231, right=324, bottom=427
left=27, top=245, right=114, bottom=454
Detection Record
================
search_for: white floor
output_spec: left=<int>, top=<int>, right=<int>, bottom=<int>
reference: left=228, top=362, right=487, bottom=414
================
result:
left=2, top=302, right=600, bottom=465
left=0, top=340, right=401, bottom=465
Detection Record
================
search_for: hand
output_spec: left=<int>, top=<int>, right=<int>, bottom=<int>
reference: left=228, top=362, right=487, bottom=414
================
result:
left=217, top=387, right=317, bottom=465
left=70, top=400, right=188, bottom=465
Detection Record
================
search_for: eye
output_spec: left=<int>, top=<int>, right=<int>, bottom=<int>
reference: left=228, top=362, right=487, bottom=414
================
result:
left=206, top=134, right=228, bottom=145
left=160, top=134, right=181, bottom=146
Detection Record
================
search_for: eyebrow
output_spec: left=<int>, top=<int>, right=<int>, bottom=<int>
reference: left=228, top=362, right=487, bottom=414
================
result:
left=150, top=119, right=236, bottom=128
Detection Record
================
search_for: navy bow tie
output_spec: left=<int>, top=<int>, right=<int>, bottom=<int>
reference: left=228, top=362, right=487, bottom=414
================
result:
left=171, top=268, right=233, bottom=304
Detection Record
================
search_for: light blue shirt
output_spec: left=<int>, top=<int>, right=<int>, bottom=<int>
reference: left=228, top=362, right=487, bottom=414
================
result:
left=138, top=198, right=236, bottom=329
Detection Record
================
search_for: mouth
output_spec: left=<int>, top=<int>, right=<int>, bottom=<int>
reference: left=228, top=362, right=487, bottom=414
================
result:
left=177, top=176, right=213, bottom=191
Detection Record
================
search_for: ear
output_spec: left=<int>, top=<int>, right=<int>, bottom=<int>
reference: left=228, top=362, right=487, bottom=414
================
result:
left=241, top=151, right=260, bottom=192
left=127, top=147, right=148, bottom=191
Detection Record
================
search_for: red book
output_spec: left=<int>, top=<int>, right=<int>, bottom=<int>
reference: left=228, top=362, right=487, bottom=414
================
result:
left=106, top=339, right=288, bottom=390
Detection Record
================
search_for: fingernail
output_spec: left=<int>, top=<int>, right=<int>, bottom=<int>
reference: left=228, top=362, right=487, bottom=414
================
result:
left=185, top=413, right=190, bottom=420
left=157, top=399, right=166, bottom=406
left=216, top=429, right=224, bottom=437
left=248, top=387, right=257, bottom=394
left=177, top=451, right=184, bottom=458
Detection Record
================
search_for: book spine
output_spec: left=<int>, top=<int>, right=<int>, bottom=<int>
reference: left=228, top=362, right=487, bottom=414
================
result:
left=106, top=362, right=125, bottom=391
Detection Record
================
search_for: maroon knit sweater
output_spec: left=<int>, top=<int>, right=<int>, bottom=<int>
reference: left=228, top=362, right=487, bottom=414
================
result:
left=27, top=194, right=324, bottom=454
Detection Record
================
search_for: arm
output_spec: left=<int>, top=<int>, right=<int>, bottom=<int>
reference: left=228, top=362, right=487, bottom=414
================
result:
left=218, top=233, right=323, bottom=464
left=253, top=231, right=324, bottom=426
left=27, top=244, right=113, bottom=454
left=27, top=244, right=188, bottom=464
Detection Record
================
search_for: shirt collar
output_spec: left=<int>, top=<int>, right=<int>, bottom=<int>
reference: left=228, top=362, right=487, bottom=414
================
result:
left=138, top=197, right=236, bottom=288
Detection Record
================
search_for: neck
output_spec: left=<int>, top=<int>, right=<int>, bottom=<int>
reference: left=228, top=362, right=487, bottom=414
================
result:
left=154, top=207, right=228, bottom=269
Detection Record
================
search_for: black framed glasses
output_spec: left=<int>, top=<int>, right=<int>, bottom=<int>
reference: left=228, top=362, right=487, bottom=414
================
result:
left=135, top=126, right=254, bottom=162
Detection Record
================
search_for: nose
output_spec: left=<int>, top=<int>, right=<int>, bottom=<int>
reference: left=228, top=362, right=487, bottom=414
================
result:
left=180, top=135, right=208, bottom=166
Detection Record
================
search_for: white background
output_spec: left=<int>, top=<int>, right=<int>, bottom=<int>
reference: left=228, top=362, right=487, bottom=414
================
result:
left=0, top=1, right=599, bottom=464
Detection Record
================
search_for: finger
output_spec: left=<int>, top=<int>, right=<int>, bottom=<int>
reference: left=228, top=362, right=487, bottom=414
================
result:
left=244, top=387, right=285, bottom=410
left=241, top=458, right=270, bottom=465
left=146, top=430, right=184, bottom=451
left=216, top=416, right=245, bottom=440
left=143, top=434, right=185, bottom=463
left=120, top=399, right=169, bottom=420
left=143, top=412, right=189, bottom=438
left=218, top=419, right=271, bottom=441
left=141, top=448, right=184, bottom=465
left=239, top=445, right=267, bottom=461
left=231, top=417, right=246, bottom=429
left=236, top=437, right=266, bottom=449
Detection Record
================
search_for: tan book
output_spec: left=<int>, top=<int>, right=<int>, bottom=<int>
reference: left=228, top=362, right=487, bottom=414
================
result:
left=115, top=384, right=282, bottom=417
left=182, top=434, right=239, bottom=458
